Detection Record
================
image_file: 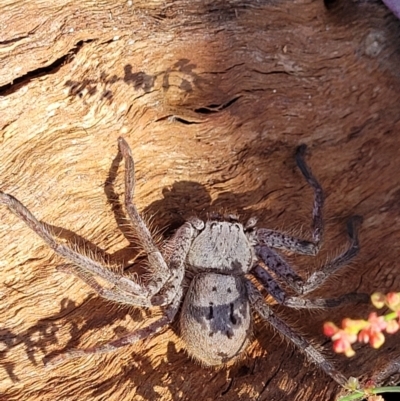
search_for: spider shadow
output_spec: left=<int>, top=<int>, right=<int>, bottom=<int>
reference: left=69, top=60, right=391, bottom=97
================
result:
left=103, top=139, right=265, bottom=245
left=0, top=298, right=75, bottom=382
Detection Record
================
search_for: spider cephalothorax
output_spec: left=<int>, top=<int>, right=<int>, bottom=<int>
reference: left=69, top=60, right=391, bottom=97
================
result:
left=0, top=138, right=366, bottom=385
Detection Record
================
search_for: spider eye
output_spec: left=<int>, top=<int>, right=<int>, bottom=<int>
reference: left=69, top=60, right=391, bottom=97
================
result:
left=226, top=213, right=239, bottom=222
left=232, top=223, right=241, bottom=231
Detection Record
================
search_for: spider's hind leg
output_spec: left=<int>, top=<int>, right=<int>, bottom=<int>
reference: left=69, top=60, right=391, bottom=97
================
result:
left=245, top=279, right=348, bottom=386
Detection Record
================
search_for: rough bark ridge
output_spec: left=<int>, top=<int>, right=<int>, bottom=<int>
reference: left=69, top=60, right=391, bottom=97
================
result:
left=1, top=1, right=400, bottom=400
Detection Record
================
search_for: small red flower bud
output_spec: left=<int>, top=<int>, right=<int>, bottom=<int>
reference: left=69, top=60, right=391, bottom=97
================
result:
left=332, top=338, right=355, bottom=357
left=369, top=331, right=385, bottom=349
left=358, top=328, right=370, bottom=344
left=371, top=292, right=386, bottom=309
left=385, top=319, right=399, bottom=334
left=323, top=322, right=339, bottom=337
left=364, top=378, right=376, bottom=389
left=386, top=292, right=400, bottom=311
left=332, top=338, right=346, bottom=353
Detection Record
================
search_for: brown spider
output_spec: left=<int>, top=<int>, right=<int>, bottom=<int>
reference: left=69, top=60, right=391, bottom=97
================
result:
left=0, top=138, right=366, bottom=386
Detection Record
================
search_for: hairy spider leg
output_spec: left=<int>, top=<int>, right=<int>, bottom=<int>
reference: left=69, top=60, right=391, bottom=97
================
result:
left=150, top=218, right=203, bottom=306
left=250, top=264, right=368, bottom=308
left=118, top=136, right=172, bottom=297
left=251, top=265, right=369, bottom=308
left=255, top=215, right=362, bottom=295
left=256, top=144, right=324, bottom=256
left=296, top=144, right=324, bottom=247
left=57, top=264, right=150, bottom=305
left=0, top=192, right=153, bottom=306
left=245, top=280, right=348, bottom=386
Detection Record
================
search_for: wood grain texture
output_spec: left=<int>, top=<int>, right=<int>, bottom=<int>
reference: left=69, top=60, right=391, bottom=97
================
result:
left=1, top=1, right=400, bottom=400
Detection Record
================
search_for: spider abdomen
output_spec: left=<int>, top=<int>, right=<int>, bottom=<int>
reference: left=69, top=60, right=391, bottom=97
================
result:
left=180, top=273, right=251, bottom=366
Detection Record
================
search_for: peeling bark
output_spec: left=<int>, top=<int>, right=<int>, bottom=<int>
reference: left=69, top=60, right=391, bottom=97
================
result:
left=1, top=1, right=400, bottom=400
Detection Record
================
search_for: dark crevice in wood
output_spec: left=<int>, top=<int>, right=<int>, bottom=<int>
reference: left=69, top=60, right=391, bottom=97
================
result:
left=174, top=117, right=201, bottom=125
left=0, top=35, right=30, bottom=45
left=194, top=95, right=241, bottom=114
left=0, top=40, right=92, bottom=96
left=155, top=115, right=202, bottom=125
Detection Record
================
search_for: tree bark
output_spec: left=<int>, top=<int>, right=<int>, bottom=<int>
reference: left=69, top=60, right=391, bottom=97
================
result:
left=1, top=1, right=400, bottom=400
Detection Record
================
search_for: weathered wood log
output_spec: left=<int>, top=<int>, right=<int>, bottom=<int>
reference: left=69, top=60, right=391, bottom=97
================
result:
left=1, top=1, right=400, bottom=400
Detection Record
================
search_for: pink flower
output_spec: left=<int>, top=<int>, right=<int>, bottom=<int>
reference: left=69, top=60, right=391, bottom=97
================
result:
left=324, top=292, right=400, bottom=356
left=324, top=322, right=358, bottom=357
left=367, top=312, right=387, bottom=332
left=332, top=334, right=357, bottom=357
left=356, top=312, right=387, bottom=348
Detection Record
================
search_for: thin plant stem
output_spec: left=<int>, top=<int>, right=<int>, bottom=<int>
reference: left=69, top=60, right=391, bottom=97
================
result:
left=339, top=386, right=400, bottom=401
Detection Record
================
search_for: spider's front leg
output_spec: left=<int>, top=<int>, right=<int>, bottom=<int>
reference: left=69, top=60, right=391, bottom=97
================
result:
left=254, top=144, right=363, bottom=295
left=119, top=137, right=206, bottom=305
left=0, top=138, right=197, bottom=311
left=0, top=191, right=152, bottom=306
left=245, top=280, right=348, bottom=386
left=118, top=137, right=172, bottom=297
left=256, top=144, right=324, bottom=256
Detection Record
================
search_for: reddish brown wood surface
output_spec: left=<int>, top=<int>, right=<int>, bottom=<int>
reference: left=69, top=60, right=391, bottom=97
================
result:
left=1, top=1, right=400, bottom=400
